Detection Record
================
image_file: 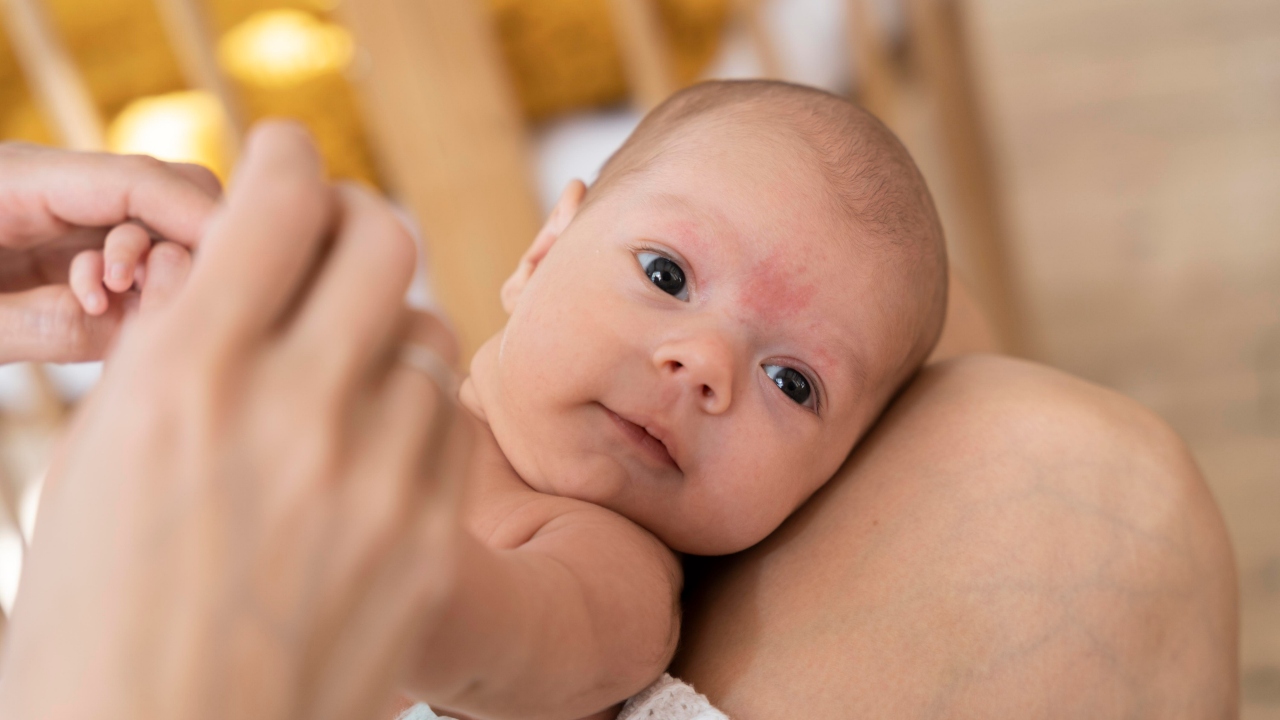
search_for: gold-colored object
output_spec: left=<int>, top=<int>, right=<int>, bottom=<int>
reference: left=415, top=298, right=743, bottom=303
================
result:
left=152, top=0, right=246, bottom=156
left=487, top=0, right=729, bottom=120
left=217, top=8, right=351, bottom=88
left=1, top=0, right=729, bottom=174
left=219, top=8, right=374, bottom=183
left=107, top=89, right=232, bottom=178
left=0, top=0, right=105, bottom=149
left=37, top=0, right=186, bottom=120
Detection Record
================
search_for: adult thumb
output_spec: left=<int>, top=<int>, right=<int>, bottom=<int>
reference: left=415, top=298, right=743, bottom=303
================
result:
left=0, top=286, right=124, bottom=364
left=139, top=241, right=193, bottom=314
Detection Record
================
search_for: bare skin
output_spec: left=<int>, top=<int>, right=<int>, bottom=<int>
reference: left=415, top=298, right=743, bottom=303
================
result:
left=0, top=142, right=219, bottom=363
left=2, top=126, right=1233, bottom=720
left=673, top=352, right=1239, bottom=718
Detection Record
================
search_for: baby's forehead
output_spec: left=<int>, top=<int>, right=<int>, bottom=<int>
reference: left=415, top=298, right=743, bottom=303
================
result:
left=617, top=161, right=860, bottom=268
left=615, top=200, right=844, bottom=296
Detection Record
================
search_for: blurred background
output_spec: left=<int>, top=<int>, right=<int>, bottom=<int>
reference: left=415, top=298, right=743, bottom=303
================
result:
left=0, top=0, right=1275, bottom=714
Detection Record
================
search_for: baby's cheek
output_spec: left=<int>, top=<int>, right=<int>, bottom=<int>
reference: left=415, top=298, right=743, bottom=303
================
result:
left=726, top=444, right=844, bottom=548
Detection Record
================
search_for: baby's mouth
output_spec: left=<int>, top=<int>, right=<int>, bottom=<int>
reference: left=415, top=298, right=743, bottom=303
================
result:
left=603, top=406, right=679, bottom=471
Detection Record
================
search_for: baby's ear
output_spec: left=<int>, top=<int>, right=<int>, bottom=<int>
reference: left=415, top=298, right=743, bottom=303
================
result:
left=500, top=179, right=586, bottom=313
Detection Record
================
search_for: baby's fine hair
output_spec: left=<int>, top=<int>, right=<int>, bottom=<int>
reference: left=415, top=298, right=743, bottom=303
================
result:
left=591, top=79, right=949, bottom=376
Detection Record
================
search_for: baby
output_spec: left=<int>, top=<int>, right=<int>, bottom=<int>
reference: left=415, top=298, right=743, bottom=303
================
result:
left=73, top=80, right=948, bottom=720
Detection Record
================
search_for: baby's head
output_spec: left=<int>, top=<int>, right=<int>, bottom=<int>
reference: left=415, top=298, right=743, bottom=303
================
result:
left=464, top=80, right=947, bottom=555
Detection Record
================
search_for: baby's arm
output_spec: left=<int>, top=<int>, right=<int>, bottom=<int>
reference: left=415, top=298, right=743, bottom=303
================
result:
left=408, top=487, right=683, bottom=720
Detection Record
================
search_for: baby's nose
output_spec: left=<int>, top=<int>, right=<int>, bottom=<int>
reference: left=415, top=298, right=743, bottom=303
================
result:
left=653, top=336, right=735, bottom=415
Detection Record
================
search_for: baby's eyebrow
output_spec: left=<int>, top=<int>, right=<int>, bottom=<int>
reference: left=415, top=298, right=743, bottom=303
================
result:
left=805, top=332, right=867, bottom=404
left=639, top=191, right=698, bottom=215
left=636, top=192, right=727, bottom=247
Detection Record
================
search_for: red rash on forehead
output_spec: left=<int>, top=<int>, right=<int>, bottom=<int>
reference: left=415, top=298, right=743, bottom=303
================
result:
left=735, top=250, right=817, bottom=326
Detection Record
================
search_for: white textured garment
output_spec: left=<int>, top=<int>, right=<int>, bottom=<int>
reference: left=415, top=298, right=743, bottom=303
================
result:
left=617, top=674, right=730, bottom=720
left=397, top=673, right=728, bottom=720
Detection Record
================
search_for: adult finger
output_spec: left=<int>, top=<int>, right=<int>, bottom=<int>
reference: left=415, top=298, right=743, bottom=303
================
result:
left=306, top=312, right=471, bottom=720
left=285, top=182, right=416, bottom=389
left=0, top=285, right=123, bottom=363
left=139, top=241, right=192, bottom=313
left=373, top=310, right=463, bottom=488
left=180, top=121, right=334, bottom=342
left=164, top=161, right=222, bottom=198
left=0, top=143, right=220, bottom=251
left=319, top=310, right=461, bottom=587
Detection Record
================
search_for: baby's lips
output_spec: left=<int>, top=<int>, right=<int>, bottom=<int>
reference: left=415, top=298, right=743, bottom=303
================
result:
left=625, top=408, right=684, bottom=471
left=641, top=422, right=681, bottom=468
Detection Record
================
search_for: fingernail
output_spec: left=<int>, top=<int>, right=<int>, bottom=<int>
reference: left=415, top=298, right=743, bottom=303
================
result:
left=108, top=263, right=128, bottom=284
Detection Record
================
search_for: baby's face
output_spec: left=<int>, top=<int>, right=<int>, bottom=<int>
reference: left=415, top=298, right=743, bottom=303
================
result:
left=468, top=123, right=916, bottom=554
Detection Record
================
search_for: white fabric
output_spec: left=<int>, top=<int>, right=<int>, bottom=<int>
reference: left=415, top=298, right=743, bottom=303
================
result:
left=396, top=703, right=442, bottom=720
left=397, top=674, right=728, bottom=720
left=617, top=674, right=730, bottom=720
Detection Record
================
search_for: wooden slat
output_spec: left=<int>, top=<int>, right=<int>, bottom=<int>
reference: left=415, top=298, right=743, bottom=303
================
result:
left=0, top=0, right=105, bottom=150
left=336, top=0, right=542, bottom=360
left=25, top=363, right=64, bottom=426
left=607, top=0, right=677, bottom=110
left=734, top=0, right=783, bottom=80
left=907, top=0, right=1026, bottom=354
left=0, top=461, right=17, bottom=641
left=151, top=0, right=244, bottom=155
left=0, top=460, right=21, bottom=546
left=847, top=0, right=902, bottom=126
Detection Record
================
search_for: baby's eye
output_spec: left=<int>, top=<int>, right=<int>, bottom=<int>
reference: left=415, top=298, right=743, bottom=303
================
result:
left=763, top=364, right=814, bottom=408
left=637, top=251, right=688, bottom=300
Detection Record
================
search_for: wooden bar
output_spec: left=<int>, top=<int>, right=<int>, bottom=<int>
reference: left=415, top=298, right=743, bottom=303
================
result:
left=0, top=0, right=105, bottom=150
left=0, top=464, right=21, bottom=546
left=907, top=0, right=1026, bottom=354
left=735, top=0, right=783, bottom=80
left=0, top=464, right=17, bottom=639
left=847, top=0, right=902, bottom=126
left=336, top=0, right=543, bottom=360
left=607, top=0, right=677, bottom=110
left=151, top=0, right=244, bottom=155
left=25, top=362, right=64, bottom=426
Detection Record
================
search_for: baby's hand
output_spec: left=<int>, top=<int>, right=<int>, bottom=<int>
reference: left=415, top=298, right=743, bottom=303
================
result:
left=70, top=222, right=165, bottom=315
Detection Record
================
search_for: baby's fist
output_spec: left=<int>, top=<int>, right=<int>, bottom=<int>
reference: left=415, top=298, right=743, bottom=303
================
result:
left=70, top=224, right=192, bottom=316
left=70, top=222, right=149, bottom=315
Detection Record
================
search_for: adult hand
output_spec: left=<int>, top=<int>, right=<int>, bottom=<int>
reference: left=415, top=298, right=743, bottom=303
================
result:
left=0, top=142, right=221, bottom=364
left=0, top=122, right=470, bottom=720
